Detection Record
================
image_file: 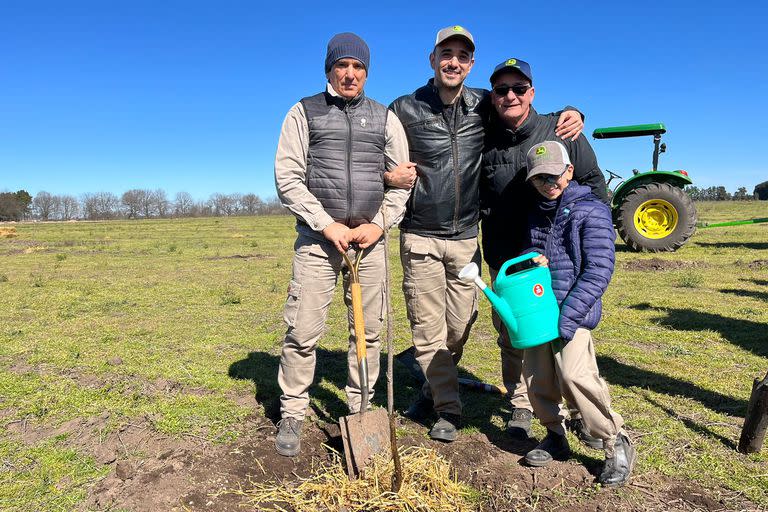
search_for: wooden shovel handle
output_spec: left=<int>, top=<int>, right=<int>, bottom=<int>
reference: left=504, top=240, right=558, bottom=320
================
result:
left=351, top=282, right=366, bottom=364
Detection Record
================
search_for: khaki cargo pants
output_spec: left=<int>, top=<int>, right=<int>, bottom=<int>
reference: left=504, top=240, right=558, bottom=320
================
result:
left=400, top=232, right=480, bottom=416
left=278, top=234, right=385, bottom=420
left=523, top=328, right=625, bottom=455
left=490, top=266, right=532, bottom=413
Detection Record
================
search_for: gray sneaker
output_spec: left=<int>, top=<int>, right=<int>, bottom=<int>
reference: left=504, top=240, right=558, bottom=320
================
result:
left=506, top=408, right=533, bottom=439
left=275, top=417, right=303, bottom=457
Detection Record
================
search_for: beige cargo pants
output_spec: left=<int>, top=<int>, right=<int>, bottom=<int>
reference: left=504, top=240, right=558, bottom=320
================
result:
left=278, top=234, right=385, bottom=420
left=523, top=328, right=625, bottom=455
left=400, top=232, right=480, bottom=416
left=489, top=266, right=532, bottom=413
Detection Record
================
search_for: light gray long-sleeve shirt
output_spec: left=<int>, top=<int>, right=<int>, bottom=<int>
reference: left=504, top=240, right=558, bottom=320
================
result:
left=274, top=83, right=410, bottom=234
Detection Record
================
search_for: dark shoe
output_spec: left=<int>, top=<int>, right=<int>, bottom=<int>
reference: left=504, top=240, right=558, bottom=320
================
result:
left=506, top=408, right=533, bottom=439
left=566, top=418, right=604, bottom=449
left=429, top=412, right=461, bottom=442
left=598, top=433, right=636, bottom=487
left=275, top=417, right=302, bottom=457
left=524, top=430, right=571, bottom=467
left=404, top=394, right=435, bottom=422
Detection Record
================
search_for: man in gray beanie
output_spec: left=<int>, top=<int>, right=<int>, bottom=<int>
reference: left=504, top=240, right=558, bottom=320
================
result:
left=273, top=32, right=415, bottom=456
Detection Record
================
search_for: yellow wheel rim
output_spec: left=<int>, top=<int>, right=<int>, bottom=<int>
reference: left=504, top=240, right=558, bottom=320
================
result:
left=634, top=199, right=678, bottom=239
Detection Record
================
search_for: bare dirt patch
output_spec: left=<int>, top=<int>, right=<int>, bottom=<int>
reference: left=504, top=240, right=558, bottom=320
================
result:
left=204, top=253, right=275, bottom=261
left=6, top=414, right=753, bottom=512
left=3, top=365, right=759, bottom=511
left=622, top=258, right=705, bottom=272
left=748, top=259, right=768, bottom=269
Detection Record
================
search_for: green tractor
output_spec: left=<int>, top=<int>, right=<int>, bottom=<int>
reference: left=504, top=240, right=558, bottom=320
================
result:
left=593, top=123, right=697, bottom=252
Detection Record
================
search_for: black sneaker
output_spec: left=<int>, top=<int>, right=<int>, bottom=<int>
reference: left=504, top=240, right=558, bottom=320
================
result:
left=403, top=394, right=435, bottom=422
left=524, top=430, right=571, bottom=467
left=506, top=408, right=533, bottom=439
left=275, top=417, right=303, bottom=457
left=598, top=433, right=636, bottom=487
left=566, top=418, right=604, bottom=449
left=429, top=412, right=461, bottom=442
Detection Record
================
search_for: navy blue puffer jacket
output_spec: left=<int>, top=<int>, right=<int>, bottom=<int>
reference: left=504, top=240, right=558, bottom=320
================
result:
left=524, top=182, right=615, bottom=341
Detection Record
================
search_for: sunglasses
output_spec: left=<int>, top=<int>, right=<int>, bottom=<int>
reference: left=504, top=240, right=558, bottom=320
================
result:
left=492, top=84, right=531, bottom=96
left=530, top=169, right=567, bottom=186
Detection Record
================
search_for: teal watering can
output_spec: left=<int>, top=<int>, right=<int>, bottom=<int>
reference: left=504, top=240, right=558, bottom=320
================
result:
left=459, top=252, right=559, bottom=349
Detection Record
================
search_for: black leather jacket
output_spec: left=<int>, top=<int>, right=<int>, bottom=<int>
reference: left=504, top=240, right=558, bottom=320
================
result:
left=480, top=107, right=609, bottom=269
left=390, top=80, right=488, bottom=236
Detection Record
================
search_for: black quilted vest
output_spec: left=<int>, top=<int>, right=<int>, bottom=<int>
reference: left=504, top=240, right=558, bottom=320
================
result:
left=301, top=91, right=388, bottom=228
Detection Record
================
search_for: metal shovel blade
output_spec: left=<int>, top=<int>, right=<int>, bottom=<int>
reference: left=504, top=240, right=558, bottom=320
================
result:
left=339, top=407, right=390, bottom=479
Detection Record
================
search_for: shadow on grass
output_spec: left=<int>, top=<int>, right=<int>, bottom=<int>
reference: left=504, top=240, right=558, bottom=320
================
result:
left=641, top=393, right=738, bottom=450
left=229, top=348, right=356, bottom=423
left=720, top=288, right=768, bottom=301
left=596, top=355, right=747, bottom=415
left=742, top=278, right=768, bottom=287
left=630, top=302, right=768, bottom=359
left=695, top=241, right=768, bottom=250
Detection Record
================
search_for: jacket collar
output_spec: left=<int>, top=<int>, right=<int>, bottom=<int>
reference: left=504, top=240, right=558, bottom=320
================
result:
left=556, top=182, right=592, bottom=215
left=425, top=78, right=478, bottom=112
left=325, top=82, right=365, bottom=109
left=501, top=106, right=540, bottom=140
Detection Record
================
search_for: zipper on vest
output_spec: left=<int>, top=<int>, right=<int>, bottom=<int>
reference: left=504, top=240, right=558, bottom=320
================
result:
left=344, top=103, right=353, bottom=226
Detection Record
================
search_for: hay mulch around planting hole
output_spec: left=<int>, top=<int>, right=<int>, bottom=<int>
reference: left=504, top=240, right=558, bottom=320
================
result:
left=221, top=445, right=476, bottom=512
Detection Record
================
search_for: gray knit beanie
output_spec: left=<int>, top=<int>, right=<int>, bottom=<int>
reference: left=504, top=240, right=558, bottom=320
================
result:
left=324, top=32, right=370, bottom=73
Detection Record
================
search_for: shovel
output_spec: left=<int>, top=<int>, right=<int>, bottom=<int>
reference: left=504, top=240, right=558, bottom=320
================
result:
left=339, top=244, right=390, bottom=479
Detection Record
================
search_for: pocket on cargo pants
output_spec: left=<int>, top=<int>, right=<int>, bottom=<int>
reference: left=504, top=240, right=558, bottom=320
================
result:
left=282, top=279, right=302, bottom=328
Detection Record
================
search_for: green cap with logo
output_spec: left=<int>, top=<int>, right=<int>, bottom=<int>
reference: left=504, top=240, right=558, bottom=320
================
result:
left=434, top=25, right=475, bottom=51
left=526, top=141, right=572, bottom=181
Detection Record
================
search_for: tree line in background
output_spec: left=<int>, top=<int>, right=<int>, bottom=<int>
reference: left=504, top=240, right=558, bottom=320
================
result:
left=0, top=189, right=286, bottom=221
left=1, top=182, right=767, bottom=222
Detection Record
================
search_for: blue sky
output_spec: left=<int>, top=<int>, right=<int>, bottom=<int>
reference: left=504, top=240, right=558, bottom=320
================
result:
left=2, top=0, right=766, bottom=201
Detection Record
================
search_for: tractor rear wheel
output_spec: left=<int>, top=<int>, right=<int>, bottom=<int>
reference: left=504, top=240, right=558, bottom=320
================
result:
left=616, top=182, right=697, bottom=252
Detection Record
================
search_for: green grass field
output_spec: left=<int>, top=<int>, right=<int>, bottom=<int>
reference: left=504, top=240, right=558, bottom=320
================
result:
left=1, top=200, right=767, bottom=510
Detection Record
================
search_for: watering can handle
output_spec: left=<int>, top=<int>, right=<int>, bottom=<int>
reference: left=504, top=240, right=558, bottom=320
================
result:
left=497, top=252, right=540, bottom=281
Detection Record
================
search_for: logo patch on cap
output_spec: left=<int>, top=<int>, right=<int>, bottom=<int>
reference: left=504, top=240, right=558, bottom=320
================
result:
left=535, top=146, right=547, bottom=155
left=506, top=58, right=517, bottom=66
left=453, top=25, right=464, bottom=32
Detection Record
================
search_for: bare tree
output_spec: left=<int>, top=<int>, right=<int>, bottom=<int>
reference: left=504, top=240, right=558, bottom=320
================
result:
left=32, top=191, right=57, bottom=220
left=82, top=192, right=120, bottom=220
left=173, top=191, right=194, bottom=217
left=153, top=189, right=169, bottom=218
left=241, top=193, right=264, bottom=215
left=210, top=193, right=236, bottom=216
left=122, top=189, right=144, bottom=219
left=60, top=195, right=79, bottom=220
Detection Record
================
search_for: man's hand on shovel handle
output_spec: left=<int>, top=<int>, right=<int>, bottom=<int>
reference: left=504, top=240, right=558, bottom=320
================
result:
left=348, top=223, right=384, bottom=249
left=322, top=222, right=351, bottom=253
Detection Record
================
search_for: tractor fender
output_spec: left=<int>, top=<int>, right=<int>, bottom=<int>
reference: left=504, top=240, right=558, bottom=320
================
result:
left=611, top=171, right=693, bottom=210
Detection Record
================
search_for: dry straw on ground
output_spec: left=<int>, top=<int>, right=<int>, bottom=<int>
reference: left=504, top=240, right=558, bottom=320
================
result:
left=0, top=227, right=17, bottom=238
left=225, top=445, right=476, bottom=512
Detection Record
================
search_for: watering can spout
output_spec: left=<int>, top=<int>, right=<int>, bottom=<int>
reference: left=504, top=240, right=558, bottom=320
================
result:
left=458, top=263, right=518, bottom=336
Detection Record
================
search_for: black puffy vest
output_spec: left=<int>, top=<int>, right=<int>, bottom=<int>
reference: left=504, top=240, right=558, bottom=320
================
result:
left=389, top=80, right=489, bottom=236
left=480, top=107, right=609, bottom=269
left=301, top=91, right=388, bottom=228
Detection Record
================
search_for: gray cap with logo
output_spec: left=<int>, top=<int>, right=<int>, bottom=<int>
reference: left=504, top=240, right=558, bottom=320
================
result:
left=526, top=141, right=572, bottom=181
left=434, top=25, right=475, bottom=51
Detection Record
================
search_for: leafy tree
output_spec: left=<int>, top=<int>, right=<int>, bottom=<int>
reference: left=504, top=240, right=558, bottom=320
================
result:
left=0, top=190, right=33, bottom=221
